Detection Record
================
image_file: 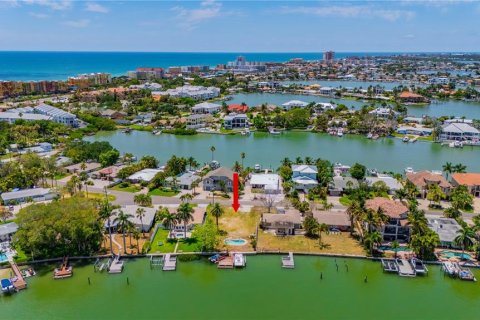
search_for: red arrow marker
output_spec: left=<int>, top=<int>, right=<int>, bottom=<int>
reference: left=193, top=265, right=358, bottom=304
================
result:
left=232, top=172, right=240, bottom=212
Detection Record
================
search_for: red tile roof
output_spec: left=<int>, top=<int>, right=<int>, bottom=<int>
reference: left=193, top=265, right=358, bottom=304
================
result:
left=228, top=104, right=248, bottom=113
left=365, top=197, right=408, bottom=219
left=406, top=171, right=451, bottom=189
left=452, top=173, right=480, bottom=186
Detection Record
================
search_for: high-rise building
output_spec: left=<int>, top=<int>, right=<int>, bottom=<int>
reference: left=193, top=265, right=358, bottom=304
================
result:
left=323, top=51, right=335, bottom=63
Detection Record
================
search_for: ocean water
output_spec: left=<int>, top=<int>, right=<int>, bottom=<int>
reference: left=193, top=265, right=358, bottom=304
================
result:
left=0, top=51, right=402, bottom=81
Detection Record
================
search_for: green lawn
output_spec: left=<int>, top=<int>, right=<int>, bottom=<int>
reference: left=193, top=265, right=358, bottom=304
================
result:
left=54, top=172, right=69, bottom=180
left=13, top=245, right=29, bottom=263
left=110, top=184, right=142, bottom=193
left=128, top=124, right=154, bottom=132
left=339, top=196, right=352, bottom=206
left=176, top=238, right=201, bottom=253
left=149, top=228, right=177, bottom=253
left=148, top=188, right=180, bottom=197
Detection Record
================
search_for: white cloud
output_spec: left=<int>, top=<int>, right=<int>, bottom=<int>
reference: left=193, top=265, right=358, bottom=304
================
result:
left=63, top=19, right=90, bottom=28
left=29, top=11, right=49, bottom=18
left=85, top=2, right=109, bottom=13
left=172, top=0, right=223, bottom=30
left=280, top=5, right=415, bottom=22
left=23, top=0, right=72, bottom=10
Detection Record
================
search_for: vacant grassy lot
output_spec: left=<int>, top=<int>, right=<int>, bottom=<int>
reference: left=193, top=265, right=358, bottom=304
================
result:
left=257, top=231, right=365, bottom=256
left=148, top=188, right=180, bottom=197
left=110, top=184, right=142, bottom=193
left=216, top=206, right=261, bottom=252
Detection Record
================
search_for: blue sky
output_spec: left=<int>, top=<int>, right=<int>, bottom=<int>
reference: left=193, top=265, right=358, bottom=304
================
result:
left=0, top=0, right=479, bottom=52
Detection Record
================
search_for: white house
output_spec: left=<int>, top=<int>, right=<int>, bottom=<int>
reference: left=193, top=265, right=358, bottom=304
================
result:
left=107, top=205, right=157, bottom=233
left=319, top=87, right=334, bottom=96
left=127, top=168, right=162, bottom=183
left=186, top=114, right=209, bottom=129
left=223, top=113, right=247, bottom=129
left=281, top=100, right=309, bottom=111
left=191, top=102, right=221, bottom=114
left=250, top=174, right=281, bottom=194
left=439, top=123, right=480, bottom=142
left=368, top=107, right=399, bottom=119
left=1, top=188, right=57, bottom=205
left=34, top=103, right=78, bottom=127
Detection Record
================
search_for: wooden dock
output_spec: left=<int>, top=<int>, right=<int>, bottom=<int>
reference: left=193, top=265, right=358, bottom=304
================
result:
left=282, top=252, right=295, bottom=269
left=218, top=255, right=234, bottom=269
left=162, top=254, right=177, bottom=271
left=10, top=261, right=27, bottom=290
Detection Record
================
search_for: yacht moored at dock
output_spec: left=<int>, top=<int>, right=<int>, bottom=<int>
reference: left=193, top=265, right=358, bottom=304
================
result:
left=410, top=258, right=428, bottom=275
left=234, top=253, right=246, bottom=268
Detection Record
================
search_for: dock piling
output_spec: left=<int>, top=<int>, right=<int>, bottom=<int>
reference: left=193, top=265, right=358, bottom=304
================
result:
left=127, top=277, right=129, bottom=285
left=88, top=277, right=91, bottom=285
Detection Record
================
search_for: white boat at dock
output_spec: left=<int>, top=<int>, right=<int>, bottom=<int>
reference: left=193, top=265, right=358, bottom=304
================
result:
left=108, top=255, right=124, bottom=274
left=402, top=136, right=410, bottom=142
left=409, top=137, right=417, bottom=143
left=404, top=167, right=415, bottom=174
left=396, top=259, right=416, bottom=277
left=409, top=258, right=428, bottom=275
left=269, top=127, right=281, bottom=135
left=281, top=252, right=295, bottom=269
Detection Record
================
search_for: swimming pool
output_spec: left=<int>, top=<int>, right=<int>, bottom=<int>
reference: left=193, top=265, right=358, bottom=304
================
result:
left=0, top=253, right=8, bottom=263
left=439, top=251, right=473, bottom=260
left=224, top=239, right=247, bottom=246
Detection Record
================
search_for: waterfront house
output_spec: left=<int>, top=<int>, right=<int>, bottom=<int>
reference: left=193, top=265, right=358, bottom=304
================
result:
left=250, top=173, right=281, bottom=194
left=365, top=198, right=409, bottom=241
left=406, top=171, right=451, bottom=198
left=439, top=123, right=480, bottom=142
left=223, top=113, right=247, bottom=129
left=186, top=114, right=209, bottom=129
left=107, top=205, right=156, bottom=233
left=203, top=167, right=234, bottom=192
left=292, top=165, right=318, bottom=191
left=156, top=85, right=220, bottom=100
left=319, top=86, right=334, bottom=96
left=313, top=210, right=351, bottom=232
left=127, top=168, right=162, bottom=183
left=191, top=102, right=221, bottom=114
left=396, top=126, right=433, bottom=136
left=365, top=175, right=402, bottom=195
left=0, top=222, right=18, bottom=242
left=451, top=173, right=480, bottom=197
left=281, top=100, right=309, bottom=111
left=261, top=211, right=303, bottom=236
left=1, top=188, right=57, bottom=205
left=166, top=206, right=206, bottom=234
left=64, top=162, right=102, bottom=174
left=315, top=102, right=336, bottom=111
left=227, top=104, right=249, bottom=113
left=368, top=107, right=399, bottom=119
left=328, top=176, right=358, bottom=196
left=397, top=91, right=428, bottom=103
left=426, top=216, right=462, bottom=249
left=100, top=109, right=127, bottom=120
left=165, top=172, right=201, bottom=190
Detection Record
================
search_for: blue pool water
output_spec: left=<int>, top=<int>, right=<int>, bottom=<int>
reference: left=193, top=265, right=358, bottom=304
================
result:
left=0, top=253, right=8, bottom=263
left=440, top=251, right=473, bottom=260
left=224, top=239, right=247, bottom=246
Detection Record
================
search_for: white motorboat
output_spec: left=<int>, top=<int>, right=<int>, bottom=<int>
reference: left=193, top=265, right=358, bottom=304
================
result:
left=402, top=136, right=409, bottom=142
left=234, top=253, right=246, bottom=268
left=404, top=167, right=414, bottom=174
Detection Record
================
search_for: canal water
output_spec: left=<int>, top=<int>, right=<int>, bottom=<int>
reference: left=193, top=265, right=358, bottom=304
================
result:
left=86, top=131, right=480, bottom=173
left=1, top=256, right=479, bottom=320
left=229, top=93, right=480, bottom=119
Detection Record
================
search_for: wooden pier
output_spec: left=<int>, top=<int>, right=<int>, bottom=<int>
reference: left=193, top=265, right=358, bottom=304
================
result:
left=282, top=252, right=295, bottom=269
left=10, top=261, right=27, bottom=290
left=218, top=255, right=234, bottom=269
left=162, top=254, right=177, bottom=271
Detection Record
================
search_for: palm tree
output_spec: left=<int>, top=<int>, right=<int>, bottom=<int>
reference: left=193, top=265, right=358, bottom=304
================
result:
left=281, top=157, right=292, bottom=167
left=187, top=156, right=195, bottom=170
left=453, top=163, right=467, bottom=174
left=393, top=188, right=408, bottom=205
left=454, top=224, right=477, bottom=257
left=99, top=189, right=115, bottom=254
left=232, top=161, right=242, bottom=173
left=240, top=152, right=246, bottom=168
left=295, top=157, right=303, bottom=164
left=135, top=207, right=146, bottom=237
left=80, top=162, right=87, bottom=172
left=159, top=209, right=177, bottom=232
left=364, top=231, right=382, bottom=256
left=304, top=156, right=313, bottom=165
left=391, top=240, right=400, bottom=259
left=133, top=229, right=140, bottom=253
left=113, top=210, right=133, bottom=255
left=177, top=203, right=194, bottom=238
left=210, top=146, right=216, bottom=161
left=210, top=203, right=224, bottom=227
left=180, top=193, right=193, bottom=203
left=317, top=223, right=329, bottom=247
left=346, top=201, right=363, bottom=236
left=84, top=180, right=94, bottom=198
left=442, top=162, right=453, bottom=179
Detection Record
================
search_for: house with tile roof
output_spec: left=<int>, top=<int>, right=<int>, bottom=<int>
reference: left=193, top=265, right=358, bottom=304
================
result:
left=451, top=173, right=480, bottom=197
left=406, top=171, right=452, bottom=198
left=365, top=197, right=409, bottom=241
